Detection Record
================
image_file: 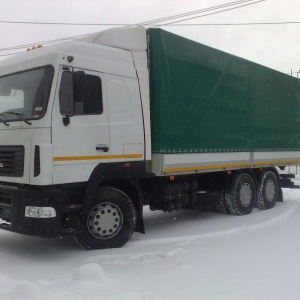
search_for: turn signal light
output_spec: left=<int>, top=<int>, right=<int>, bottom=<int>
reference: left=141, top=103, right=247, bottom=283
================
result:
left=26, top=45, right=43, bottom=51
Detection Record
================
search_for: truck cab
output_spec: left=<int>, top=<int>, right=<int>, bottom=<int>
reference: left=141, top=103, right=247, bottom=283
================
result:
left=0, top=27, right=150, bottom=247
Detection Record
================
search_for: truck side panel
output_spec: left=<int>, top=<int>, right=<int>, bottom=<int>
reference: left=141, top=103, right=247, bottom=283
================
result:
left=151, top=151, right=300, bottom=176
left=147, top=28, right=300, bottom=155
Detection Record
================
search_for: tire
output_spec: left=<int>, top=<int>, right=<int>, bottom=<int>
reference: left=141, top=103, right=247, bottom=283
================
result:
left=256, top=171, right=278, bottom=210
left=74, top=187, right=136, bottom=250
left=225, top=173, right=257, bottom=215
left=215, top=194, right=228, bottom=214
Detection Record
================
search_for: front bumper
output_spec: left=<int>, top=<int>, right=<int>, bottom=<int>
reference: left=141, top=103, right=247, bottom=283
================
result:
left=0, top=184, right=64, bottom=238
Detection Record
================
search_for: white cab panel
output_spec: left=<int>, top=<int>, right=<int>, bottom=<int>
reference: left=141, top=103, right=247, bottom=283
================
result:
left=106, top=74, right=144, bottom=162
left=52, top=68, right=109, bottom=184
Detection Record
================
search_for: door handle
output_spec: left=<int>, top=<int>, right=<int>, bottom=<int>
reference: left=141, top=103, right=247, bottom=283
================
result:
left=96, top=145, right=109, bottom=152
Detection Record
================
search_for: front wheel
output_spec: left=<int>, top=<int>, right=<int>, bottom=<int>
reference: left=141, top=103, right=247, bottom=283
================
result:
left=74, top=187, right=136, bottom=250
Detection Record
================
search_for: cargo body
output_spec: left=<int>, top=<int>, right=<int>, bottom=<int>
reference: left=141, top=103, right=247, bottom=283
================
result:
left=147, top=28, right=300, bottom=175
left=0, top=26, right=299, bottom=249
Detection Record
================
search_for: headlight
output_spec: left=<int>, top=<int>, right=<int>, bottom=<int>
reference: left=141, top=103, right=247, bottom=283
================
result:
left=25, top=206, right=56, bottom=218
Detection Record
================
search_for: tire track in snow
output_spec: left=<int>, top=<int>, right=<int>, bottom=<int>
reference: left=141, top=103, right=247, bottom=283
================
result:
left=86, top=248, right=185, bottom=265
left=85, top=201, right=298, bottom=266
left=130, top=201, right=298, bottom=247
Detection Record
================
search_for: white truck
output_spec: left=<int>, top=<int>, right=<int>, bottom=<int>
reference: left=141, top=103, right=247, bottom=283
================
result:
left=0, top=26, right=299, bottom=249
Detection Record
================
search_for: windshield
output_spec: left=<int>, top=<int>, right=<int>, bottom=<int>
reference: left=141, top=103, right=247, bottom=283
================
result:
left=0, top=66, right=54, bottom=123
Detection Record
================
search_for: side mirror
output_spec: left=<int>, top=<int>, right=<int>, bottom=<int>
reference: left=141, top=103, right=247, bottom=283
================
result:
left=73, top=71, right=86, bottom=103
left=0, top=86, right=11, bottom=96
left=59, top=71, right=75, bottom=116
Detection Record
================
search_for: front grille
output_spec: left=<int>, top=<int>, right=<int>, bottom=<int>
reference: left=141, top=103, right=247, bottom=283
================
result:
left=0, top=146, right=24, bottom=177
left=0, top=191, right=13, bottom=205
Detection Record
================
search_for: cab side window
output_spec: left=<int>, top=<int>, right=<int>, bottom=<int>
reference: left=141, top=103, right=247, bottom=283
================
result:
left=59, top=71, right=103, bottom=115
left=80, top=74, right=103, bottom=115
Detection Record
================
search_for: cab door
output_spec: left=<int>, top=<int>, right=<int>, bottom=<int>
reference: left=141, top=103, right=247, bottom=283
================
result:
left=51, top=67, right=109, bottom=184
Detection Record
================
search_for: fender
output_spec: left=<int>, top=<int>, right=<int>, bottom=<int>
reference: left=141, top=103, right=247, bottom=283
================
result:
left=83, top=161, right=146, bottom=233
left=226, top=168, right=258, bottom=189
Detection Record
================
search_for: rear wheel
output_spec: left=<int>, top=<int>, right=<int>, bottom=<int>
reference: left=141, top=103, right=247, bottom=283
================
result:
left=225, top=173, right=257, bottom=215
left=74, top=187, right=136, bottom=250
left=257, top=171, right=278, bottom=210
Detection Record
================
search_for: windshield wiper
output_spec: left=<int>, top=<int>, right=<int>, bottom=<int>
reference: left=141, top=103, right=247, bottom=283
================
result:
left=0, top=113, right=9, bottom=126
left=5, top=112, right=32, bottom=125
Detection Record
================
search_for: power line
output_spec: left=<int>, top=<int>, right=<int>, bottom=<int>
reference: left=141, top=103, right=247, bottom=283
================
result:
left=157, top=0, right=266, bottom=26
left=0, top=0, right=260, bottom=27
left=139, top=0, right=257, bottom=25
left=2, top=20, right=297, bottom=56
left=0, top=0, right=266, bottom=56
left=1, top=20, right=299, bottom=33
left=165, top=21, right=300, bottom=26
left=2, top=19, right=300, bottom=30
left=0, top=20, right=123, bottom=26
left=1, top=1, right=258, bottom=55
left=0, top=33, right=91, bottom=52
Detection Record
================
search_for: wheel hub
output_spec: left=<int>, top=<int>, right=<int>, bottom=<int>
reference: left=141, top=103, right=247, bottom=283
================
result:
left=87, top=202, right=123, bottom=239
left=265, top=179, right=276, bottom=202
left=240, top=183, right=252, bottom=207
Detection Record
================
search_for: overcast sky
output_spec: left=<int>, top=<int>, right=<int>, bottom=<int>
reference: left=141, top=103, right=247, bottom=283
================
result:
left=0, top=0, right=299, bottom=75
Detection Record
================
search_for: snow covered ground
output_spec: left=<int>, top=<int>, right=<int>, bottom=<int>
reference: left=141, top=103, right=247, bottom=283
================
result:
left=1, top=173, right=300, bottom=299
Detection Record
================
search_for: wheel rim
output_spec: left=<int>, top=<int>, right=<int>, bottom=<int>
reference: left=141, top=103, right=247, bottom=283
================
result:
left=87, top=202, right=123, bottom=240
left=240, top=183, right=252, bottom=207
left=265, top=179, right=276, bottom=202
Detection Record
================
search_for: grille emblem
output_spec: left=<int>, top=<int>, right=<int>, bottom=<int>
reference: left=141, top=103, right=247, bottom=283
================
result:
left=0, top=163, right=3, bottom=168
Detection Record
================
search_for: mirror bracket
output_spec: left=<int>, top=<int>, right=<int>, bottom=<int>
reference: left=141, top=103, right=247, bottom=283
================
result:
left=63, top=115, right=70, bottom=126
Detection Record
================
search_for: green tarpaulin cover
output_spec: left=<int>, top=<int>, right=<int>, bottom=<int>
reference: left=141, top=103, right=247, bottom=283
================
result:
left=147, top=28, right=300, bottom=154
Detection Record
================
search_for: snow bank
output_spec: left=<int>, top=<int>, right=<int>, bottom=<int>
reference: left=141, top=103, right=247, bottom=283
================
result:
left=0, top=262, right=170, bottom=300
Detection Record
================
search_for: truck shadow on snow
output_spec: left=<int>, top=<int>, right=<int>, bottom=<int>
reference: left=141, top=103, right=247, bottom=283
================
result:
left=131, top=202, right=293, bottom=245
left=0, top=233, right=80, bottom=260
